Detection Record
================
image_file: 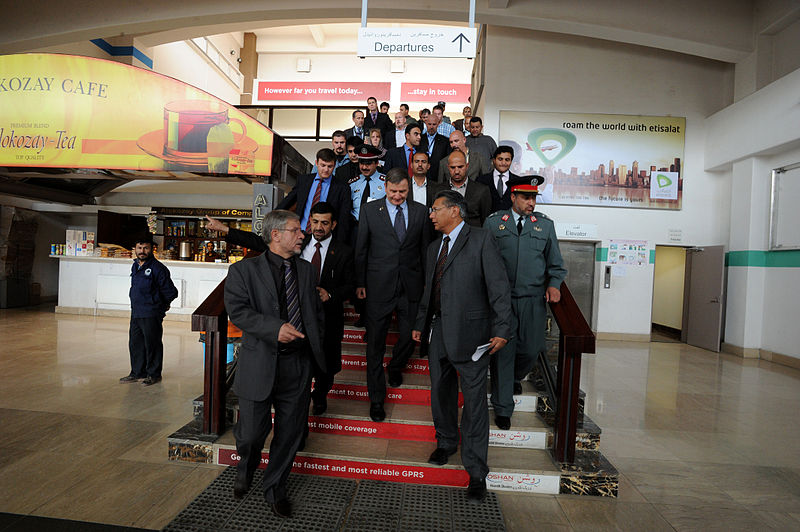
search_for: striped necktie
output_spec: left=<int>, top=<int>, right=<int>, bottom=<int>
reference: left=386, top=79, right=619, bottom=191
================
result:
left=283, top=259, right=304, bottom=333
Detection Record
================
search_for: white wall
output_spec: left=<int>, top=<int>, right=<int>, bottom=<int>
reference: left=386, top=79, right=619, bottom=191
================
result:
left=152, top=40, right=241, bottom=105
left=481, top=26, right=735, bottom=336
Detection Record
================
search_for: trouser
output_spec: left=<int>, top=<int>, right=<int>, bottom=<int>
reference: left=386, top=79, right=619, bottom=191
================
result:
left=234, top=349, right=312, bottom=503
left=364, top=285, right=418, bottom=403
left=311, top=332, right=343, bottom=404
left=490, top=295, right=547, bottom=416
left=128, top=316, right=164, bottom=378
left=428, top=317, right=490, bottom=480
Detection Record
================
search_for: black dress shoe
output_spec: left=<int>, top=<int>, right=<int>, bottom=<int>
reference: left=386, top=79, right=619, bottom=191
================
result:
left=387, top=370, right=403, bottom=387
left=119, top=373, right=143, bottom=383
left=271, top=498, right=292, bottom=518
left=427, top=447, right=457, bottom=466
left=467, top=477, right=487, bottom=502
left=233, top=472, right=251, bottom=499
left=495, top=415, right=511, bottom=430
left=312, top=397, right=327, bottom=416
left=369, top=402, right=385, bottom=422
left=513, top=382, right=523, bottom=395
left=142, top=376, right=162, bottom=386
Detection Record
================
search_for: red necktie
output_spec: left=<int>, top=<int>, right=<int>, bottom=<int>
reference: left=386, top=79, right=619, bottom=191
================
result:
left=306, top=179, right=323, bottom=232
left=407, top=148, right=414, bottom=178
left=311, top=242, right=322, bottom=283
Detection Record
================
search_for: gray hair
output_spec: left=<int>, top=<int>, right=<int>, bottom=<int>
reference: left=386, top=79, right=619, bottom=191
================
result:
left=261, top=209, right=299, bottom=244
left=434, top=190, right=467, bottom=220
left=385, top=167, right=411, bottom=186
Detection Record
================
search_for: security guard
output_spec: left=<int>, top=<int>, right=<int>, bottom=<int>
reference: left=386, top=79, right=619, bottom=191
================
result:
left=349, top=144, right=386, bottom=226
left=484, top=175, right=567, bottom=430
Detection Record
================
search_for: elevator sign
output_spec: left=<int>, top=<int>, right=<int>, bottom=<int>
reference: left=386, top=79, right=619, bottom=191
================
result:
left=357, top=27, right=477, bottom=58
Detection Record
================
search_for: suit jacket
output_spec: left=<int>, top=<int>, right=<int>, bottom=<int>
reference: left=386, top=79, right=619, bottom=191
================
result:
left=355, top=199, right=430, bottom=305
left=277, top=173, right=352, bottom=240
left=382, top=145, right=414, bottom=173
left=225, top=227, right=267, bottom=252
left=414, top=224, right=512, bottom=361
left=477, top=171, right=517, bottom=213
left=343, top=126, right=365, bottom=140
left=437, top=149, right=491, bottom=183
left=450, top=180, right=492, bottom=227
left=334, top=161, right=359, bottom=185
left=418, top=132, right=451, bottom=183
left=452, top=118, right=466, bottom=132
left=364, top=111, right=393, bottom=138
left=224, top=253, right=325, bottom=401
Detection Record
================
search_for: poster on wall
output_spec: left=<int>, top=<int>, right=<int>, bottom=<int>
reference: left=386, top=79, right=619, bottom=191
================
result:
left=253, top=81, right=391, bottom=103
left=608, top=239, right=649, bottom=266
left=499, top=111, right=685, bottom=210
left=0, top=54, right=273, bottom=175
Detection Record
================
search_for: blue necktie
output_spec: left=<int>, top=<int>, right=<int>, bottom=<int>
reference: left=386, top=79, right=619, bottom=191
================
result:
left=394, top=205, right=406, bottom=241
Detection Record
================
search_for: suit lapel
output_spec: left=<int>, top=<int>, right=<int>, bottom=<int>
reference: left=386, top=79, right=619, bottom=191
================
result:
left=321, top=239, right=336, bottom=279
left=378, top=201, right=401, bottom=243
left=442, top=224, right=470, bottom=273
left=297, top=174, right=313, bottom=209
left=254, top=253, right=279, bottom=302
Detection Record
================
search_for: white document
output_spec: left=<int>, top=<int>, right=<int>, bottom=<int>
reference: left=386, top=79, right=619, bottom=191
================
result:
left=471, top=342, right=492, bottom=362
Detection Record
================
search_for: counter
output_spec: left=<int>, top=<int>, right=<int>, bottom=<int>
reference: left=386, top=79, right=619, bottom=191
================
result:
left=53, top=255, right=231, bottom=321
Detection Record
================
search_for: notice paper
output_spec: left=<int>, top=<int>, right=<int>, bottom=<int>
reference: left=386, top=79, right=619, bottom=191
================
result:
left=472, top=342, right=492, bottom=362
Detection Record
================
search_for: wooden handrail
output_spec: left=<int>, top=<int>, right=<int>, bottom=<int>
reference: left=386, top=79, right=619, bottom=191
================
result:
left=547, top=282, right=595, bottom=463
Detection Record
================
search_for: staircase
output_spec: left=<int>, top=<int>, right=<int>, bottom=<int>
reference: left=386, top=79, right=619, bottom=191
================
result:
left=170, top=303, right=619, bottom=497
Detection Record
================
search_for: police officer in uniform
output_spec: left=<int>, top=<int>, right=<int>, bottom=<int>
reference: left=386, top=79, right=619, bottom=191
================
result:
left=349, top=144, right=386, bottom=232
left=483, top=175, right=567, bottom=430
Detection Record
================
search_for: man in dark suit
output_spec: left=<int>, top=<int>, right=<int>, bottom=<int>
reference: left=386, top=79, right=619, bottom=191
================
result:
left=438, top=130, right=491, bottom=183
left=277, top=148, right=352, bottom=241
left=343, top=110, right=366, bottom=140
left=418, top=115, right=451, bottom=183
left=300, top=202, right=355, bottom=414
left=382, top=123, right=421, bottom=175
left=452, top=105, right=471, bottom=133
left=384, top=112, right=407, bottom=150
left=412, top=190, right=512, bottom=502
left=224, top=210, right=325, bottom=518
left=355, top=168, right=430, bottom=422
left=364, top=96, right=393, bottom=139
left=445, top=150, right=492, bottom=227
left=334, top=136, right=364, bottom=185
left=476, top=145, right=517, bottom=213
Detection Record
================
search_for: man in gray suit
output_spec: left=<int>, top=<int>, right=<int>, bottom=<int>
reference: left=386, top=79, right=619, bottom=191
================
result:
left=224, top=210, right=325, bottom=519
left=355, top=168, right=430, bottom=422
left=412, top=190, right=512, bottom=502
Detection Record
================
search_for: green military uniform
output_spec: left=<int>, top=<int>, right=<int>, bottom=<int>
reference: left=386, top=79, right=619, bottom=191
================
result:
left=483, top=209, right=567, bottom=417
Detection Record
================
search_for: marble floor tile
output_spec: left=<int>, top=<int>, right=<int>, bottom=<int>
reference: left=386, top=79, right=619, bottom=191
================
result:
left=653, top=502, right=766, bottom=531
left=497, top=493, right=570, bottom=527
left=557, top=499, right=674, bottom=532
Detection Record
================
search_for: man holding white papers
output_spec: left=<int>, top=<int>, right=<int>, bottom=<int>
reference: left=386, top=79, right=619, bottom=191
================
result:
left=412, top=190, right=511, bottom=503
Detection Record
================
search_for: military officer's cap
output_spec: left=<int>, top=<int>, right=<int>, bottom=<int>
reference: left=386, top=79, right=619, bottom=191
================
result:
left=508, top=175, right=545, bottom=195
left=357, top=144, right=382, bottom=162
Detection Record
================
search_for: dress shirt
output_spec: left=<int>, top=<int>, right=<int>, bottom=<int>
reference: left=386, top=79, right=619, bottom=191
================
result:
left=450, top=179, right=468, bottom=197
left=437, top=121, right=455, bottom=137
left=412, top=178, right=427, bottom=205
left=349, top=173, right=386, bottom=221
left=300, top=234, right=332, bottom=269
left=385, top=198, right=409, bottom=231
left=511, top=209, right=525, bottom=228
left=300, top=173, right=331, bottom=229
left=493, top=169, right=510, bottom=195
left=437, top=220, right=465, bottom=257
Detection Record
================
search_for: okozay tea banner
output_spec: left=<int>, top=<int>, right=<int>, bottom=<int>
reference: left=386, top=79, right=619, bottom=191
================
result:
left=0, top=54, right=273, bottom=175
left=499, top=111, right=685, bottom=210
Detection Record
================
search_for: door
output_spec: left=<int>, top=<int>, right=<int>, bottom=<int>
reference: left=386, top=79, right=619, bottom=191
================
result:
left=547, top=241, right=596, bottom=340
left=683, top=246, right=725, bottom=352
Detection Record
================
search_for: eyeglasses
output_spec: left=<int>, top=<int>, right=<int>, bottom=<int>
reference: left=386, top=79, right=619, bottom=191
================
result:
left=429, top=206, right=451, bottom=214
left=279, top=227, right=304, bottom=235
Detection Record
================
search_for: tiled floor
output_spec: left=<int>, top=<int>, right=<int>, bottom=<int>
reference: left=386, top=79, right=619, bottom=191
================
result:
left=1, top=305, right=799, bottom=531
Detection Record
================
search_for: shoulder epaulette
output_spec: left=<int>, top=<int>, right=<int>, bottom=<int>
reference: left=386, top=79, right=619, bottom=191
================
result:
left=533, top=211, right=551, bottom=220
left=348, top=176, right=361, bottom=185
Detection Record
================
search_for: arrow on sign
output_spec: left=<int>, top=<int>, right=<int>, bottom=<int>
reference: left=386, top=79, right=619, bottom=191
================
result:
left=452, top=33, right=470, bottom=53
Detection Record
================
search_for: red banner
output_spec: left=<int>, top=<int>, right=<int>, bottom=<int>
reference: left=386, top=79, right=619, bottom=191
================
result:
left=328, top=382, right=462, bottom=406
left=218, top=448, right=469, bottom=487
left=307, top=415, right=435, bottom=442
left=400, top=83, right=471, bottom=103
left=341, top=354, right=429, bottom=375
left=253, top=81, right=391, bottom=102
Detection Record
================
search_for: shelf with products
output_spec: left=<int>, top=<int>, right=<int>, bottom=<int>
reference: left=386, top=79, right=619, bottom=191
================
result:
left=155, top=215, right=253, bottom=262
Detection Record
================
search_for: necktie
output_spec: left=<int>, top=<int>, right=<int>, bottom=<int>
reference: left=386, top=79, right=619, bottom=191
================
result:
left=306, top=178, right=323, bottom=232
left=407, top=147, right=414, bottom=178
left=311, top=242, right=322, bottom=284
left=497, top=173, right=504, bottom=196
left=517, top=216, right=523, bottom=235
left=371, top=112, right=377, bottom=123
left=361, top=176, right=371, bottom=205
left=283, top=259, right=304, bottom=333
left=356, top=127, right=362, bottom=138
left=394, top=205, right=406, bottom=241
left=432, top=236, right=450, bottom=314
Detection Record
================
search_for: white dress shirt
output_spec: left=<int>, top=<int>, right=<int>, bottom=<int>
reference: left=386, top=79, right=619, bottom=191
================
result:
left=300, top=234, right=332, bottom=270
left=412, top=178, right=428, bottom=205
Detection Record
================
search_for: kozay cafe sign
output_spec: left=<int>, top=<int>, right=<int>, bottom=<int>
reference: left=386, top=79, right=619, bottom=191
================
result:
left=253, top=81, right=390, bottom=103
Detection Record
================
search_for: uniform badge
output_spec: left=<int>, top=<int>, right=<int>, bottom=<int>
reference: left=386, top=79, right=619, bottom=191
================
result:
left=501, top=214, right=510, bottom=221
left=348, top=176, right=360, bottom=185
left=533, top=226, right=542, bottom=232
left=530, top=215, right=537, bottom=222
left=145, top=268, right=152, bottom=276
left=499, top=224, right=505, bottom=230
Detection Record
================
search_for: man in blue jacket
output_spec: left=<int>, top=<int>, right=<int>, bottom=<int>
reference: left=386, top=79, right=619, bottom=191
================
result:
left=120, top=235, right=178, bottom=386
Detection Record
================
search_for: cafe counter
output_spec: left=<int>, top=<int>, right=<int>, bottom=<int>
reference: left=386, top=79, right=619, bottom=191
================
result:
left=53, top=255, right=231, bottom=321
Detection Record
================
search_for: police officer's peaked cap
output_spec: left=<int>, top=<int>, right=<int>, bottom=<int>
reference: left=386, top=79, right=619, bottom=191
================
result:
left=357, top=145, right=382, bottom=161
left=508, top=175, right=545, bottom=194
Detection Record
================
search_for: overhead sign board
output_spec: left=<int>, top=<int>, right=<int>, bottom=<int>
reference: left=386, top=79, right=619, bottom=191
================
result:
left=400, top=83, right=471, bottom=103
left=253, top=81, right=390, bottom=103
left=357, top=27, right=477, bottom=58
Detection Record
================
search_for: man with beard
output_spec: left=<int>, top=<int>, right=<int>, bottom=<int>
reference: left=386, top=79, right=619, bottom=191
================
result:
left=382, top=123, right=422, bottom=176
left=119, top=235, right=178, bottom=386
